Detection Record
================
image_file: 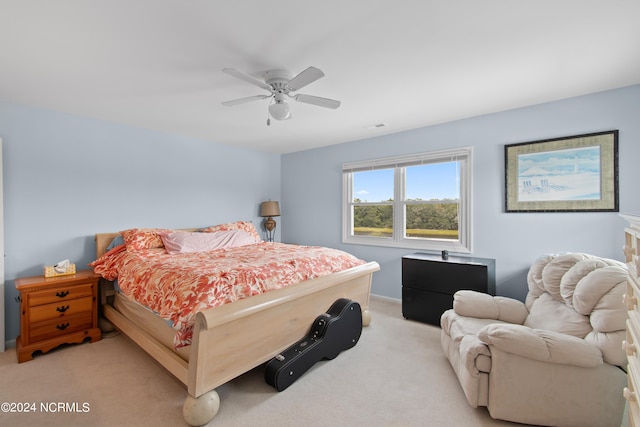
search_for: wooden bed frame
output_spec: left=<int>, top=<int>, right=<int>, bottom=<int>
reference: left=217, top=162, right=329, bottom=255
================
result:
left=95, top=232, right=379, bottom=426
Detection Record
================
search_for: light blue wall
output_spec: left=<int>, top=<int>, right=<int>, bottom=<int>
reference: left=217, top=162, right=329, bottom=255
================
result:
left=281, top=85, right=640, bottom=302
left=0, top=100, right=280, bottom=345
left=3, top=85, right=639, bottom=346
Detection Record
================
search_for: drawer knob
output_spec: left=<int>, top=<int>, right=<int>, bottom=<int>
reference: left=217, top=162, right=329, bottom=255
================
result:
left=623, top=293, right=638, bottom=310
left=623, top=340, right=637, bottom=356
left=55, top=290, right=70, bottom=298
left=56, top=305, right=70, bottom=313
left=624, top=387, right=637, bottom=402
left=56, top=322, right=70, bottom=331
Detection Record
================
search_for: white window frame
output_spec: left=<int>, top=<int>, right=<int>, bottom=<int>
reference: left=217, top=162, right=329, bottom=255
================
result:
left=342, top=146, right=472, bottom=253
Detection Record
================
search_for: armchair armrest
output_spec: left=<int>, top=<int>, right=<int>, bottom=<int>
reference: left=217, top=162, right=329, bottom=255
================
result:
left=478, top=323, right=603, bottom=367
left=453, top=290, right=528, bottom=324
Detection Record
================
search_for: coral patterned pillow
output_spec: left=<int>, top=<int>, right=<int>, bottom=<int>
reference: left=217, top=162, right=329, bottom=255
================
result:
left=120, top=228, right=174, bottom=251
left=200, top=221, right=261, bottom=241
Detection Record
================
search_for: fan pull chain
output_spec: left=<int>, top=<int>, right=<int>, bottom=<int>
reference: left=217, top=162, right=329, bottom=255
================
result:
left=267, top=97, right=273, bottom=126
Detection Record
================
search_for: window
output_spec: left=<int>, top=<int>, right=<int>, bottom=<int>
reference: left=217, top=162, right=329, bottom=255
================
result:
left=342, top=147, right=472, bottom=252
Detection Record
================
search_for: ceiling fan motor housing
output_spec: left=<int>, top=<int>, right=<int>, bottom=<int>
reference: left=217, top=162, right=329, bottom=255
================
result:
left=264, top=69, right=293, bottom=93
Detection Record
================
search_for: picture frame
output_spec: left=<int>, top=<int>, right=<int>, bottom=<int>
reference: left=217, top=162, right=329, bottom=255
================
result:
left=504, top=130, right=618, bottom=212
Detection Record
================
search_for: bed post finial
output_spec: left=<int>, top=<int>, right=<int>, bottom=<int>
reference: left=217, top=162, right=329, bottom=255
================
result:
left=183, top=390, right=220, bottom=426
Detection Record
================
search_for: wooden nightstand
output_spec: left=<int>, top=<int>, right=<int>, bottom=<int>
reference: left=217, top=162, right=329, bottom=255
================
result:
left=15, top=270, right=101, bottom=363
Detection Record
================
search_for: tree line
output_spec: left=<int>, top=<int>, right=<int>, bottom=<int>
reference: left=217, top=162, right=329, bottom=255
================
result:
left=354, top=199, right=459, bottom=231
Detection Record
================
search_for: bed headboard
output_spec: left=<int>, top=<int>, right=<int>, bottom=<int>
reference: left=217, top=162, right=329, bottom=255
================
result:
left=94, top=228, right=200, bottom=258
left=95, top=232, right=121, bottom=258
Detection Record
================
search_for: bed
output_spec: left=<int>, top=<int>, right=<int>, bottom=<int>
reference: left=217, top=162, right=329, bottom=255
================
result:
left=93, top=224, right=379, bottom=426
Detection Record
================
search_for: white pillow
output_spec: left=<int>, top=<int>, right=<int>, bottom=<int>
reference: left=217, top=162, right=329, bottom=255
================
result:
left=162, top=230, right=258, bottom=254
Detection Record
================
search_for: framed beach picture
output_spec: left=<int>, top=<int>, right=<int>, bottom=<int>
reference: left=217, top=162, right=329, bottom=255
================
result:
left=504, top=130, right=618, bottom=212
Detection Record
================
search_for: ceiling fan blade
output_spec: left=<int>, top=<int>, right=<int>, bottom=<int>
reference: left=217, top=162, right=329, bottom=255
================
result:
left=286, top=66, right=325, bottom=91
left=222, top=68, right=272, bottom=91
left=222, top=94, right=270, bottom=107
left=294, top=94, right=341, bottom=109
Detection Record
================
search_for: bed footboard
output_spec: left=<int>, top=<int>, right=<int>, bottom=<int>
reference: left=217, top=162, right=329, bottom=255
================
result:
left=188, top=261, right=379, bottom=397
left=101, top=259, right=379, bottom=426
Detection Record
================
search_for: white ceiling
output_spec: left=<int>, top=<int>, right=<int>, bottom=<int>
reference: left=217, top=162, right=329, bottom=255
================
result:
left=1, top=1, right=639, bottom=154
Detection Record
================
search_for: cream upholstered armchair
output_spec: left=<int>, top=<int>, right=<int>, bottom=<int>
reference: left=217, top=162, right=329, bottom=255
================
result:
left=440, top=253, right=628, bottom=427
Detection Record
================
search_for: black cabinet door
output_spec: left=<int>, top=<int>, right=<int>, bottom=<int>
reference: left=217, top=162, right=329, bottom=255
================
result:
left=402, top=287, right=453, bottom=326
left=402, top=258, right=491, bottom=294
left=401, top=253, right=496, bottom=326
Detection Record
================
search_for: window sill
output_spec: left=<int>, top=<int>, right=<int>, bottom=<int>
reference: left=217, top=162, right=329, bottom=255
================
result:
left=342, top=236, right=471, bottom=253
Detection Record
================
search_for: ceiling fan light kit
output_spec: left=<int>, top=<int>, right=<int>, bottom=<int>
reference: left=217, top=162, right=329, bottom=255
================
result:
left=268, top=99, right=291, bottom=120
left=222, top=66, right=340, bottom=124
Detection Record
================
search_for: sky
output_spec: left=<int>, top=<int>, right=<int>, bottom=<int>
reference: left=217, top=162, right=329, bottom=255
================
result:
left=353, top=162, right=460, bottom=202
left=518, top=146, right=600, bottom=176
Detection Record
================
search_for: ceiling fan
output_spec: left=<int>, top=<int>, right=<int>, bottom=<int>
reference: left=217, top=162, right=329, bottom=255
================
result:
left=221, top=66, right=341, bottom=124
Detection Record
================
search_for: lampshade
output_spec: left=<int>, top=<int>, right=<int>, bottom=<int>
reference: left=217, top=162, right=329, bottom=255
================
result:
left=268, top=101, right=291, bottom=120
left=261, top=201, right=280, bottom=217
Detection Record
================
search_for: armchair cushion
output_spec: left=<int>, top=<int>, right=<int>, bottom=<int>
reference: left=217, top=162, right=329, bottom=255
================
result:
left=441, top=310, right=500, bottom=376
left=478, top=323, right=603, bottom=367
left=524, top=253, right=628, bottom=366
left=453, top=290, right=528, bottom=324
left=523, top=292, right=593, bottom=338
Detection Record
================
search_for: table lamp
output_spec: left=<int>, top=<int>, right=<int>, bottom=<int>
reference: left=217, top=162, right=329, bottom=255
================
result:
left=260, top=201, right=280, bottom=242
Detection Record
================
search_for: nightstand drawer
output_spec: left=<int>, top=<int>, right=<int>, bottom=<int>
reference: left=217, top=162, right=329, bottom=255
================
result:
left=27, top=284, right=94, bottom=307
left=29, top=312, right=93, bottom=342
left=626, top=278, right=640, bottom=319
left=29, top=296, right=93, bottom=323
left=625, top=227, right=640, bottom=280
left=627, top=374, right=640, bottom=427
left=627, top=320, right=640, bottom=383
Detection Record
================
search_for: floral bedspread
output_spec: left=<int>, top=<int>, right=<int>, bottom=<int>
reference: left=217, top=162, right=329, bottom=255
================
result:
left=91, top=242, right=365, bottom=348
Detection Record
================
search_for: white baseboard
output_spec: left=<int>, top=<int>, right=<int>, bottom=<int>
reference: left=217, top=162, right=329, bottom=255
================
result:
left=370, top=293, right=401, bottom=304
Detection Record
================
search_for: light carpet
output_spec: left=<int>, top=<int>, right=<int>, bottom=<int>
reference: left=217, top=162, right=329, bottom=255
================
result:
left=0, top=296, right=521, bottom=426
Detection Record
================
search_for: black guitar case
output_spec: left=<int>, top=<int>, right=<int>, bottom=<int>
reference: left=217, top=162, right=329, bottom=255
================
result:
left=265, top=298, right=362, bottom=391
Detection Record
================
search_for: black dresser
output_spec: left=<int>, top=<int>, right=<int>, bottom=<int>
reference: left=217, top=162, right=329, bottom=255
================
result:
left=402, top=252, right=496, bottom=326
